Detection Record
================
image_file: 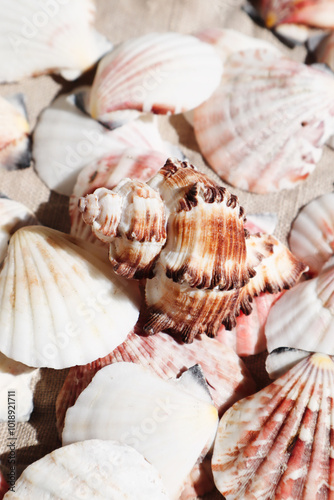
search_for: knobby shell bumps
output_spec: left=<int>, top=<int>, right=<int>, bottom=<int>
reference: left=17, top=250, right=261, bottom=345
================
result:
left=79, top=158, right=307, bottom=342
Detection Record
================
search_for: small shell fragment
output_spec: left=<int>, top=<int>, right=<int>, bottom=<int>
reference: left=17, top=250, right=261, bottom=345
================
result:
left=266, top=347, right=311, bottom=379
left=62, top=362, right=219, bottom=500
left=212, top=352, right=334, bottom=499
left=3, top=439, right=168, bottom=499
left=85, top=32, right=223, bottom=127
left=0, top=0, right=112, bottom=82
left=0, top=226, right=140, bottom=369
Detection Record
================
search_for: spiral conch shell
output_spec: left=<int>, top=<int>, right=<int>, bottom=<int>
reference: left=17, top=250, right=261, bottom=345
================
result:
left=79, top=158, right=307, bottom=342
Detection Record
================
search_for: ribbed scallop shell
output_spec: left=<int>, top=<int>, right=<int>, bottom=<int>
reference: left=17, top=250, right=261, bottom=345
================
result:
left=79, top=179, right=167, bottom=279
left=289, top=192, right=334, bottom=277
left=193, top=50, right=334, bottom=193
left=86, top=32, right=223, bottom=127
left=3, top=439, right=168, bottom=499
left=62, top=363, right=219, bottom=500
left=56, top=330, right=255, bottom=434
left=212, top=352, right=334, bottom=499
left=70, top=148, right=167, bottom=242
left=0, top=0, right=111, bottom=82
left=253, top=0, right=334, bottom=29
left=0, top=196, right=38, bottom=263
left=0, top=94, right=30, bottom=170
left=266, top=255, right=334, bottom=355
left=0, top=226, right=139, bottom=369
left=33, top=89, right=173, bottom=195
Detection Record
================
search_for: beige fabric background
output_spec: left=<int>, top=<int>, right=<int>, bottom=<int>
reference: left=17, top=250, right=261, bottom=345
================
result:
left=0, top=0, right=333, bottom=497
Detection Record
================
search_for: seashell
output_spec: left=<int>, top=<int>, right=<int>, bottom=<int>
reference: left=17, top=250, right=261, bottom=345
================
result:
left=79, top=180, right=167, bottom=279
left=265, top=255, right=334, bottom=356
left=0, top=226, right=140, bottom=369
left=0, top=352, right=39, bottom=422
left=0, top=471, right=9, bottom=500
left=217, top=291, right=283, bottom=356
left=0, top=196, right=38, bottom=264
left=212, top=352, right=334, bottom=499
left=3, top=439, right=168, bottom=499
left=56, top=330, right=255, bottom=434
left=266, top=347, right=312, bottom=379
left=62, top=362, right=219, bottom=500
left=0, top=94, right=30, bottom=171
left=289, top=192, right=334, bottom=277
left=315, top=32, right=334, bottom=73
left=251, top=0, right=334, bottom=30
left=70, top=148, right=168, bottom=243
left=193, top=49, right=334, bottom=193
left=0, top=0, right=111, bottom=83
left=84, top=32, right=223, bottom=128
left=244, top=213, right=278, bottom=235
left=33, top=89, right=177, bottom=195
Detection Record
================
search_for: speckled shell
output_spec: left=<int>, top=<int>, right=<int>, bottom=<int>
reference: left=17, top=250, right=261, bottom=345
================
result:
left=266, top=255, right=334, bottom=356
left=62, top=363, right=219, bottom=500
left=0, top=94, right=30, bottom=170
left=70, top=148, right=167, bottom=243
left=3, top=440, right=168, bottom=499
left=212, top=352, right=334, bottom=499
left=86, top=32, right=223, bottom=127
left=80, top=179, right=167, bottom=279
left=193, top=50, right=334, bottom=193
left=56, top=330, right=255, bottom=434
left=289, top=192, right=334, bottom=278
left=0, top=226, right=140, bottom=369
left=0, top=0, right=111, bottom=83
left=0, top=196, right=38, bottom=264
left=253, top=0, right=334, bottom=29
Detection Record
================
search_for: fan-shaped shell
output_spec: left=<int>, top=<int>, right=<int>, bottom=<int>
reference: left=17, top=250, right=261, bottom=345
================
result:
left=56, top=330, right=255, bottom=434
left=3, top=439, right=168, bottom=499
left=0, top=0, right=111, bottom=82
left=193, top=49, right=334, bottom=193
left=70, top=148, right=167, bottom=242
left=86, top=32, right=223, bottom=127
left=0, top=226, right=139, bottom=369
left=266, top=255, right=334, bottom=355
left=0, top=94, right=30, bottom=170
left=212, top=352, right=334, bottom=499
left=62, top=363, right=219, bottom=500
left=289, top=192, right=334, bottom=277
left=0, top=196, right=38, bottom=264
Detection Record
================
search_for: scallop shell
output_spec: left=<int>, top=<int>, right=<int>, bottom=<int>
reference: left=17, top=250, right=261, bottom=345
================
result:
left=0, top=353, right=39, bottom=422
left=244, top=213, right=278, bottom=235
left=0, top=226, right=139, bottom=369
left=266, top=347, right=312, bottom=379
left=193, top=49, right=334, bottom=193
left=212, top=352, right=334, bottom=499
left=79, top=180, right=167, bottom=279
left=3, top=439, right=168, bottom=499
left=56, top=330, right=255, bottom=434
left=253, top=0, right=334, bottom=29
left=265, top=255, right=334, bottom=355
left=289, top=192, right=334, bottom=278
left=0, top=94, right=30, bottom=170
left=70, top=148, right=167, bottom=243
left=85, top=32, right=223, bottom=128
left=0, top=0, right=111, bottom=82
left=0, top=196, right=38, bottom=264
left=62, top=363, right=219, bottom=500
left=33, top=89, right=175, bottom=195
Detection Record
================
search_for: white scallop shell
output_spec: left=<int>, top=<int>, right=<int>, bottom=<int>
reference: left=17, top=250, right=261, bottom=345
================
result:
left=62, top=363, right=219, bottom=500
left=0, top=196, right=38, bottom=264
left=289, top=192, right=334, bottom=277
left=265, top=255, right=334, bottom=355
left=266, top=347, right=312, bottom=379
left=3, top=439, right=168, bottom=499
left=86, top=32, right=223, bottom=127
left=0, top=0, right=111, bottom=82
left=0, top=226, right=140, bottom=369
left=0, top=94, right=30, bottom=170
left=193, top=49, right=334, bottom=193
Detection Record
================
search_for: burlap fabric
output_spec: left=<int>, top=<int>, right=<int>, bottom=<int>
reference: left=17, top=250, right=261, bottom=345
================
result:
left=0, top=1, right=333, bottom=498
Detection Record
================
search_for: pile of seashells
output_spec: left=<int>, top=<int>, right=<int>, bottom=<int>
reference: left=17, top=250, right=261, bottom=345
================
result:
left=1, top=0, right=334, bottom=499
